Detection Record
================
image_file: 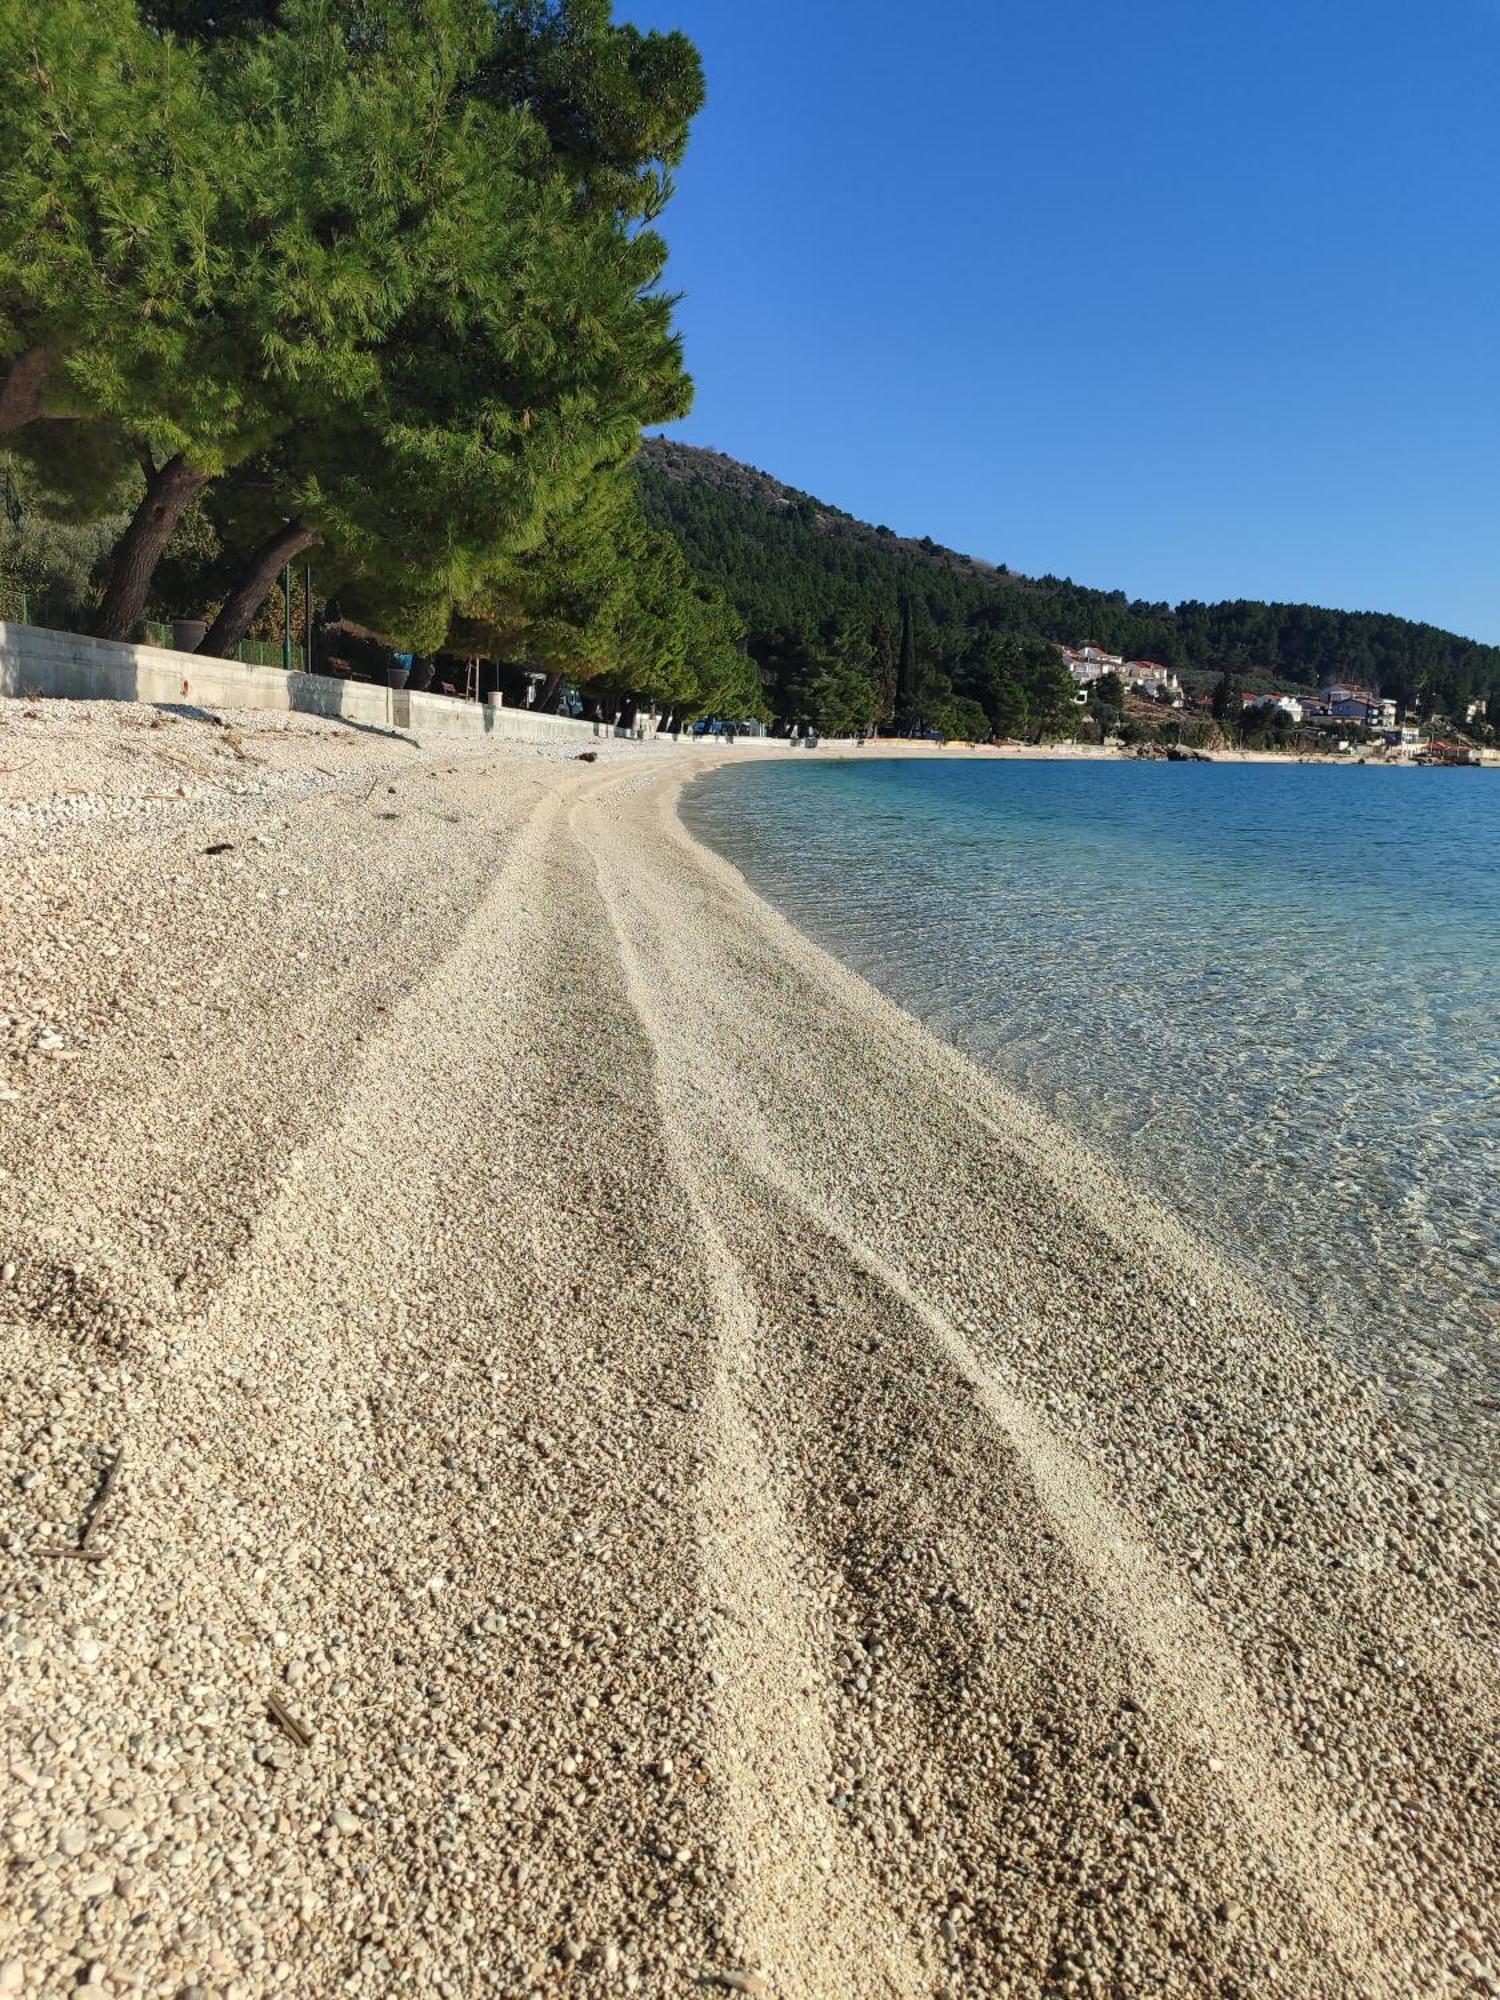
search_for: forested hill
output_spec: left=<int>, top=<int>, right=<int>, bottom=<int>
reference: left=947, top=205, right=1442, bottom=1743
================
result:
left=635, top=437, right=1500, bottom=715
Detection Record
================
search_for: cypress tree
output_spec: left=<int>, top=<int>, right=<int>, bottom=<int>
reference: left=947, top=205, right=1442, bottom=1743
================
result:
left=872, top=613, right=896, bottom=727
left=896, top=592, right=917, bottom=728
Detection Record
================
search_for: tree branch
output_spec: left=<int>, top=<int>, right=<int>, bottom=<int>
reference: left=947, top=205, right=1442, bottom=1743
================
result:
left=0, top=346, right=53, bottom=437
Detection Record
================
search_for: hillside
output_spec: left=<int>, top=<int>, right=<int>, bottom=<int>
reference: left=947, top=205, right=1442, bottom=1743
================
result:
left=636, top=437, right=1500, bottom=725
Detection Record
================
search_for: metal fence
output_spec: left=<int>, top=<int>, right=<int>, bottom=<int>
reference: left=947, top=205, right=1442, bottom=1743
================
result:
left=136, top=621, right=282, bottom=668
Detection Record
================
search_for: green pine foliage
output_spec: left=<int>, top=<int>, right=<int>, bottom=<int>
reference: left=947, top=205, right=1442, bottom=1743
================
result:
left=0, top=0, right=219, bottom=435
left=934, top=695, right=992, bottom=744
left=7, top=2, right=1495, bottom=736
left=450, top=471, right=758, bottom=718
left=0, top=0, right=742, bottom=708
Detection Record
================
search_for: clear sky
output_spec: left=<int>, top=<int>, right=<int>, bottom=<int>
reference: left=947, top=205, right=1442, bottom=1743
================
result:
left=632, top=0, right=1500, bottom=642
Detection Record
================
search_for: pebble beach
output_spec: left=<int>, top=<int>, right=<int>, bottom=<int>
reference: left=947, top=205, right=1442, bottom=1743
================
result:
left=1, top=696, right=1497, bottom=1998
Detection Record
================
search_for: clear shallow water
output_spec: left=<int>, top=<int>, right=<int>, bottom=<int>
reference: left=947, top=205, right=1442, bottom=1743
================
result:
left=683, top=757, right=1500, bottom=1476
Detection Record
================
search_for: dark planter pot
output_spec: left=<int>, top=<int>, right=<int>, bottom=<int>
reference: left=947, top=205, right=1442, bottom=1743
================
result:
left=386, top=666, right=410, bottom=689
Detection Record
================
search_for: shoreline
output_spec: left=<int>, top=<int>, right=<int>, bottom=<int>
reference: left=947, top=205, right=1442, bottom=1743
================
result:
left=2, top=699, right=1496, bottom=1997
left=680, top=749, right=1500, bottom=1481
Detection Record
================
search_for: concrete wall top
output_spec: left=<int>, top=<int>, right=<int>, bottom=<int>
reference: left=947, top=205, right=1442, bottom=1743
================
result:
left=0, top=621, right=651, bottom=749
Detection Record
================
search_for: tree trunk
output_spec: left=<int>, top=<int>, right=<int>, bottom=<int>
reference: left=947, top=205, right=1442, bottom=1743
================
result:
left=535, top=670, right=565, bottom=713
left=196, top=520, right=319, bottom=660
left=94, top=455, right=212, bottom=643
left=0, top=346, right=52, bottom=436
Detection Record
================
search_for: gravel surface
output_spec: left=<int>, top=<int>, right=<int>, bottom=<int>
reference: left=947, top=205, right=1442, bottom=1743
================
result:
left=1, top=698, right=1496, bottom=1998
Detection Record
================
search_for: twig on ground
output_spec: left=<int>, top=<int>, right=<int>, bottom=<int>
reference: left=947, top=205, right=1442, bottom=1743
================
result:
left=220, top=726, right=254, bottom=761
left=79, top=1446, right=124, bottom=1550
left=267, top=1690, right=313, bottom=1748
left=333, top=775, right=383, bottom=812
left=43, top=1445, right=124, bottom=1559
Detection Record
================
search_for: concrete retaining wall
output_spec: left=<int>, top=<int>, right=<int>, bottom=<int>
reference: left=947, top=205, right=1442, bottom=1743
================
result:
left=0, top=622, right=650, bottom=748
left=503, top=705, right=653, bottom=745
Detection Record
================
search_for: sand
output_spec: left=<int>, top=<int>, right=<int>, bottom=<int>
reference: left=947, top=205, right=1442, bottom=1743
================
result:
left=1, top=694, right=1496, bottom=1999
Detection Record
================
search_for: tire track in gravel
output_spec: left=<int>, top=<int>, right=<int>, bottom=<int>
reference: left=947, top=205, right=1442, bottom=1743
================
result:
left=643, top=790, right=1500, bottom=1753
left=0, top=758, right=528, bottom=1333
left=677, top=1188, right=935, bottom=1999
left=6, top=774, right=577, bottom=1994
left=9, top=740, right=1494, bottom=1997
left=98, top=772, right=726, bottom=1996
left=684, top=1156, right=1344, bottom=1997
left=721, top=1143, right=1407, bottom=1998
left=10, top=764, right=734, bottom=1996
left=576, top=779, right=935, bottom=1998
left=571, top=763, right=1461, bottom=2000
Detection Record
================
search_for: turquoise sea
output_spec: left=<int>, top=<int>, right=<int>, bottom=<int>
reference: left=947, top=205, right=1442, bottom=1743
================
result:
left=683, top=757, right=1500, bottom=1478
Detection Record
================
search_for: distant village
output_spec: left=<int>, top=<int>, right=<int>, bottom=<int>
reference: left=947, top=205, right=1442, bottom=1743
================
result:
left=1060, top=647, right=1186, bottom=705
left=1058, top=645, right=1488, bottom=763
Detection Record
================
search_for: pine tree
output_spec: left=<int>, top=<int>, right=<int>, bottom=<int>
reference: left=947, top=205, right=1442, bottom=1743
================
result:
left=190, top=0, right=704, bottom=656
left=0, top=0, right=216, bottom=442
left=448, top=472, right=757, bottom=722
left=93, top=0, right=489, bottom=639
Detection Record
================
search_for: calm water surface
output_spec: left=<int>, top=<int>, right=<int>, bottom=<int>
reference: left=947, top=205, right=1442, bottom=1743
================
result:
left=683, top=757, right=1500, bottom=1477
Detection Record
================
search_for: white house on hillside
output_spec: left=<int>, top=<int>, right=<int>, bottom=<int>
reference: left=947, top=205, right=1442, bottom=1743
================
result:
left=1059, top=646, right=1183, bottom=703
left=1243, top=693, right=1304, bottom=723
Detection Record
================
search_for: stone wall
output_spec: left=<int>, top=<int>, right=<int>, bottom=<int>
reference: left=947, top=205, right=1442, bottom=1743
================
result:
left=0, top=622, right=649, bottom=747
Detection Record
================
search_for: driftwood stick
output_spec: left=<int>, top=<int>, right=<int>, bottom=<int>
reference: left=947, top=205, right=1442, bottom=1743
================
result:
left=42, top=1445, right=124, bottom=1559
left=266, top=1690, right=313, bottom=1749
left=79, top=1447, right=124, bottom=1550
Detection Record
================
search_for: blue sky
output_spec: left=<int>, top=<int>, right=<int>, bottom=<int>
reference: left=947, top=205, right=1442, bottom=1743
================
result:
left=632, top=0, right=1500, bottom=641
